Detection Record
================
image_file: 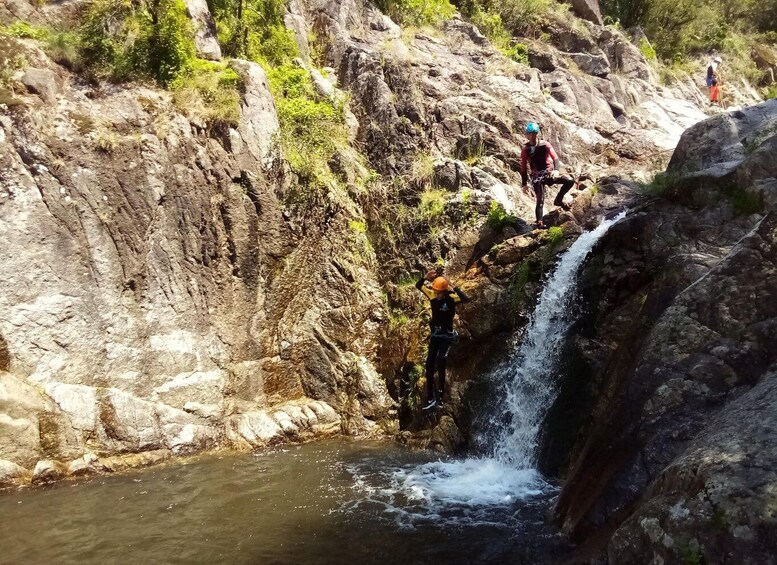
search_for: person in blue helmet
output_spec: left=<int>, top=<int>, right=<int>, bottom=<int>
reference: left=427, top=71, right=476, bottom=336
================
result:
left=519, top=122, right=575, bottom=229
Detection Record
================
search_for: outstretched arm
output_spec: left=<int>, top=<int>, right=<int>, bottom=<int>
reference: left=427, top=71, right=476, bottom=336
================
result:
left=547, top=143, right=561, bottom=171
left=450, top=282, right=470, bottom=304
left=416, top=270, right=437, bottom=299
left=520, top=146, right=529, bottom=186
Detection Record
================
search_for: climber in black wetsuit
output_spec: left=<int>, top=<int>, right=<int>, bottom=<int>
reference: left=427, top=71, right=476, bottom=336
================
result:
left=416, top=269, right=470, bottom=410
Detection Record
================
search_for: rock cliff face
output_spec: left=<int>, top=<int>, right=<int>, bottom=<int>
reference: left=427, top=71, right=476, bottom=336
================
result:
left=0, top=0, right=727, bottom=491
left=1, top=23, right=392, bottom=485
left=549, top=99, right=777, bottom=562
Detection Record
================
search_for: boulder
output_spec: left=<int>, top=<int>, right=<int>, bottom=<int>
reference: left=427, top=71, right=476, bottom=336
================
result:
left=226, top=410, right=283, bottom=447
left=67, top=452, right=102, bottom=476
left=354, top=355, right=395, bottom=421
left=608, top=377, right=777, bottom=563
left=0, top=459, right=29, bottom=487
left=550, top=100, right=777, bottom=560
left=285, top=0, right=311, bottom=62
left=1, top=373, right=55, bottom=466
left=310, top=68, right=336, bottom=98
left=568, top=0, right=603, bottom=25
left=31, top=459, right=68, bottom=484
left=598, top=28, right=653, bottom=82
left=752, top=42, right=777, bottom=84
left=528, top=42, right=563, bottom=73
left=185, top=0, right=221, bottom=61
left=434, top=158, right=471, bottom=191
left=229, top=59, right=280, bottom=167
left=668, top=99, right=777, bottom=174
left=21, top=68, right=58, bottom=104
left=43, top=382, right=98, bottom=433
left=152, top=370, right=226, bottom=415
left=566, top=52, right=610, bottom=78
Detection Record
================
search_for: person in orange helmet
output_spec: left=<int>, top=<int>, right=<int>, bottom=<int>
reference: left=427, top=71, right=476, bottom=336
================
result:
left=415, top=268, right=470, bottom=410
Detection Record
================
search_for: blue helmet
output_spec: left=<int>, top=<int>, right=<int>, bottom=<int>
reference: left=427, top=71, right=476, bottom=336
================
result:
left=525, top=122, right=540, bottom=134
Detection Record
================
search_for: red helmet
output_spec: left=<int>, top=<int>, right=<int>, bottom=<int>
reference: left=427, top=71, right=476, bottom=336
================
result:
left=431, top=277, right=449, bottom=291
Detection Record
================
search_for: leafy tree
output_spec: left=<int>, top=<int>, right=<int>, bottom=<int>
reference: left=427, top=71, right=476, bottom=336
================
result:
left=208, top=0, right=296, bottom=64
left=79, top=0, right=195, bottom=84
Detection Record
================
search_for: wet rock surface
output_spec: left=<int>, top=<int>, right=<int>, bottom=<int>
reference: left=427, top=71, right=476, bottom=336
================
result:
left=549, top=100, right=777, bottom=561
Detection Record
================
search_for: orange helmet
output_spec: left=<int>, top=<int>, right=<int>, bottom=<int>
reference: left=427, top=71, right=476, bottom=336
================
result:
left=431, top=277, right=449, bottom=291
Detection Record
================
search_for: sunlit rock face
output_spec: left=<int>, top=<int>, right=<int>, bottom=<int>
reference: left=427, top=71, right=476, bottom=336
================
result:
left=549, top=99, right=777, bottom=562
left=0, top=25, right=389, bottom=487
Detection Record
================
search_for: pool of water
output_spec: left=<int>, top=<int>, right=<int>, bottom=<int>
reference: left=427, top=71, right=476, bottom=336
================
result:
left=0, top=439, right=569, bottom=564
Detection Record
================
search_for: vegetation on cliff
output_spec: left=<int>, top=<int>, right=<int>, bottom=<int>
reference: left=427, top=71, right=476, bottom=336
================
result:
left=601, top=0, right=777, bottom=90
left=372, top=0, right=777, bottom=95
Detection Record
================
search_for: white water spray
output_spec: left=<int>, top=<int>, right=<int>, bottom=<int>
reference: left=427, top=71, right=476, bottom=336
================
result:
left=345, top=212, right=626, bottom=525
left=490, top=211, right=626, bottom=468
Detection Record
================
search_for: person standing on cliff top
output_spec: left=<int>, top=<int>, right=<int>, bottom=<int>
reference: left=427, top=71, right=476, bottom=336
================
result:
left=707, top=56, right=723, bottom=105
left=416, top=269, right=470, bottom=411
left=520, top=122, right=575, bottom=229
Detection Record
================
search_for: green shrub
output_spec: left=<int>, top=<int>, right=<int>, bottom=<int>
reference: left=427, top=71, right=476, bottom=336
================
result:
left=640, top=170, right=682, bottom=197
left=172, top=59, right=241, bottom=127
left=721, top=181, right=761, bottom=215
left=656, top=57, right=696, bottom=85
left=212, top=0, right=297, bottom=64
left=269, top=65, right=314, bottom=99
left=46, top=32, right=81, bottom=70
left=374, top=0, right=456, bottom=27
left=77, top=0, right=129, bottom=75
left=141, top=0, right=196, bottom=84
left=418, top=188, right=447, bottom=221
left=470, top=6, right=504, bottom=38
left=248, top=24, right=298, bottom=67
left=0, top=35, right=26, bottom=87
left=485, top=200, right=517, bottom=231
left=410, top=152, right=436, bottom=187
left=763, top=84, right=777, bottom=99
left=509, top=260, right=533, bottom=306
left=484, top=0, right=552, bottom=30
left=276, top=94, right=337, bottom=126
left=603, top=0, right=777, bottom=67
left=267, top=63, right=348, bottom=192
left=639, top=37, right=657, bottom=60
left=78, top=0, right=195, bottom=84
left=546, top=226, right=564, bottom=244
left=350, top=220, right=368, bottom=233
left=3, top=21, right=50, bottom=40
left=503, top=42, right=529, bottom=64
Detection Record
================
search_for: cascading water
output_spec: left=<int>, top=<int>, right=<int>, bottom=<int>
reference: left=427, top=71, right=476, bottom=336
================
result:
left=489, top=210, right=627, bottom=469
left=343, top=212, right=626, bottom=527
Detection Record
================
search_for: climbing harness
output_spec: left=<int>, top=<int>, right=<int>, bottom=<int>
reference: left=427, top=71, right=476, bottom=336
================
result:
left=531, top=169, right=552, bottom=194
left=431, top=327, right=459, bottom=343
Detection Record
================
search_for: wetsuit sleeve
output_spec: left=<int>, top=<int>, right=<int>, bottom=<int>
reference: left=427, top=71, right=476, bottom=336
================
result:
left=451, top=287, right=470, bottom=304
left=416, top=277, right=436, bottom=299
left=547, top=143, right=560, bottom=171
left=520, top=145, right=529, bottom=185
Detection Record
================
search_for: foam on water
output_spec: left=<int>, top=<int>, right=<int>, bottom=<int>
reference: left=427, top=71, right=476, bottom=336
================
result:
left=342, top=457, right=550, bottom=528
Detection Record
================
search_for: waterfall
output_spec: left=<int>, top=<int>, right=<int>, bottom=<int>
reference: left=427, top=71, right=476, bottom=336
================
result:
left=345, top=212, right=626, bottom=526
left=490, top=211, right=627, bottom=468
